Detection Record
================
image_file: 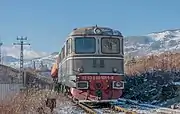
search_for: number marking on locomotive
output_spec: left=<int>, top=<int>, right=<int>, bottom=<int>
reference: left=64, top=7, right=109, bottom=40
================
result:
left=81, top=76, right=114, bottom=80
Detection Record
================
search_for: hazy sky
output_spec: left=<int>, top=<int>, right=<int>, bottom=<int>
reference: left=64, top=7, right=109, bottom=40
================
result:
left=0, top=0, right=180, bottom=53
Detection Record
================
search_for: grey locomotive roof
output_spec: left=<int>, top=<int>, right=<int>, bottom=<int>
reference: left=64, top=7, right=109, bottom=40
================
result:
left=68, top=26, right=122, bottom=37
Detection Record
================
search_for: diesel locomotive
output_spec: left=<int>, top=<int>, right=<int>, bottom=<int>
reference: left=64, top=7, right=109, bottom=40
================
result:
left=51, top=26, right=124, bottom=102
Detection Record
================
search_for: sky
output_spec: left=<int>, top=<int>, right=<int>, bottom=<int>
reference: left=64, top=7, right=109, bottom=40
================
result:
left=0, top=0, right=180, bottom=54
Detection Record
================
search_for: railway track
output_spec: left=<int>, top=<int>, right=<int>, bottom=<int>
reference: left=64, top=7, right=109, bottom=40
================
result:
left=60, top=92, right=180, bottom=114
left=70, top=96, right=180, bottom=114
left=67, top=95, right=137, bottom=114
left=76, top=102, right=134, bottom=114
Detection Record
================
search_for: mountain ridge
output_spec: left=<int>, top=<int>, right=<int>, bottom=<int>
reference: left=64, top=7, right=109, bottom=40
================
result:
left=2, top=29, right=180, bottom=70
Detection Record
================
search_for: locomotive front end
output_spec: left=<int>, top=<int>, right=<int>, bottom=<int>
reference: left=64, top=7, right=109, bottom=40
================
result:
left=69, top=26, right=125, bottom=102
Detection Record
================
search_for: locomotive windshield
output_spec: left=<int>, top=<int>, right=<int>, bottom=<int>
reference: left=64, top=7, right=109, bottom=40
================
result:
left=75, top=37, right=96, bottom=54
left=101, top=38, right=120, bottom=54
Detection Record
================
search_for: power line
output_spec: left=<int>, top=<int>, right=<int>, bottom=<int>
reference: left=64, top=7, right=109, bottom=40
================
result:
left=13, top=36, right=30, bottom=86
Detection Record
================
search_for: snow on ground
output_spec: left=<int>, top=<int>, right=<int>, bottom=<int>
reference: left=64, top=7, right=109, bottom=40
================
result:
left=53, top=94, right=84, bottom=114
left=0, top=88, right=180, bottom=114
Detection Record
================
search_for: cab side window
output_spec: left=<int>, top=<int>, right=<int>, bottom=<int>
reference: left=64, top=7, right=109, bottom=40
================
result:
left=122, top=38, right=124, bottom=55
left=66, top=38, right=72, bottom=56
left=61, top=46, right=65, bottom=60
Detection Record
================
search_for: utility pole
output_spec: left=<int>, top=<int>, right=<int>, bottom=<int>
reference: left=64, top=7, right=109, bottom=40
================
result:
left=13, top=36, right=30, bottom=86
left=33, top=60, right=36, bottom=70
left=0, top=42, right=3, bottom=64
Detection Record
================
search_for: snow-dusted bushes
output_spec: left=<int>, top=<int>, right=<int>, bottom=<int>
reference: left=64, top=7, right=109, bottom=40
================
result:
left=125, top=52, right=180, bottom=75
left=123, top=70, right=179, bottom=105
left=124, top=53, right=180, bottom=106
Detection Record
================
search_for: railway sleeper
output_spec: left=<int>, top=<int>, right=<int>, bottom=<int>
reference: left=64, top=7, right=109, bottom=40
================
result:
left=78, top=102, right=98, bottom=114
left=84, top=102, right=111, bottom=109
left=112, top=105, right=137, bottom=114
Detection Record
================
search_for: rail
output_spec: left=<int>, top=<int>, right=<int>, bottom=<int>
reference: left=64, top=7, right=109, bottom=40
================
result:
left=68, top=95, right=180, bottom=114
left=67, top=95, right=138, bottom=114
left=76, top=102, right=138, bottom=114
left=112, top=98, right=180, bottom=114
left=78, top=102, right=98, bottom=114
left=113, top=106, right=137, bottom=114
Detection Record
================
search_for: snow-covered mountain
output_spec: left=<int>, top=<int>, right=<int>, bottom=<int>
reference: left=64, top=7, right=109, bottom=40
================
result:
left=2, top=29, right=180, bottom=69
left=1, top=46, right=53, bottom=69
left=125, top=29, right=180, bottom=58
left=6, top=52, right=59, bottom=70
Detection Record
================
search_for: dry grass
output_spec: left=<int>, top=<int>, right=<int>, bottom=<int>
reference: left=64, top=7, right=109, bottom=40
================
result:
left=2, top=52, right=179, bottom=113
left=125, top=52, right=180, bottom=75
left=0, top=89, right=59, bottom=114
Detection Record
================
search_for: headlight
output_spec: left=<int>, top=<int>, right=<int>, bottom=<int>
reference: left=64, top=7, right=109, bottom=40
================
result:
left=112, top=81, right=124, bottom=89
left=116, top=82, right=122, bottom=86
left=112, top=67, right=118, bottom=73
left=94, top=27, right=102, bottom=34
left=78, top=67, right=84, bottom=73
left=76, top=81, right=88, bottom=89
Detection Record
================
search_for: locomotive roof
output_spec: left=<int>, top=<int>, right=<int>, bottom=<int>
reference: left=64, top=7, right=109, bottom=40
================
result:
left=68, top=26, right=123, bottom=37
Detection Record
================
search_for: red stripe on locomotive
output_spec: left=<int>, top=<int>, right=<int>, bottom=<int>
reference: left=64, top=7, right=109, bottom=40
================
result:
left=71, top=75, right=124, bottom=101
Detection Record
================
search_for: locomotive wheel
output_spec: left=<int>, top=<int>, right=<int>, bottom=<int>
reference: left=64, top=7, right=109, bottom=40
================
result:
left=64, top=86, right=69, bottom=96
left=61, top=85, right=64, bottom=93
left=59, top=84, right=62, bottom=93
left=60, top=84, right=63, bottom=93
left=66, top=86, right=71, bottom=96
left=55, top=83, right=61, bottom=93
left=61, top=84, right=64, bottom=93
left=62, top=85, right=67, bottom=96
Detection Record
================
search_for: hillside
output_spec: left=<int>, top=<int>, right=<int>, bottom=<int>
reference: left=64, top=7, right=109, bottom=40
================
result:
left=5, top=52, right=59, bottom=70
left=125, top=29, right=180, bottom=57
left=125, top=52, right=180, bottom=75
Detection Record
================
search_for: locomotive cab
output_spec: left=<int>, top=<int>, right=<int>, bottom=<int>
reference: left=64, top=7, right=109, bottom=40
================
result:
left=57, top=26, right=124, bottom=103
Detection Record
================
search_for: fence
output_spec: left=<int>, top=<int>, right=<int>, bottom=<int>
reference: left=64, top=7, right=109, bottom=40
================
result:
left=0, top=83, right=21, bottom=101
left=0, top=64, right=21, bottom=102
left=0, top=64, right=54, bottom=104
